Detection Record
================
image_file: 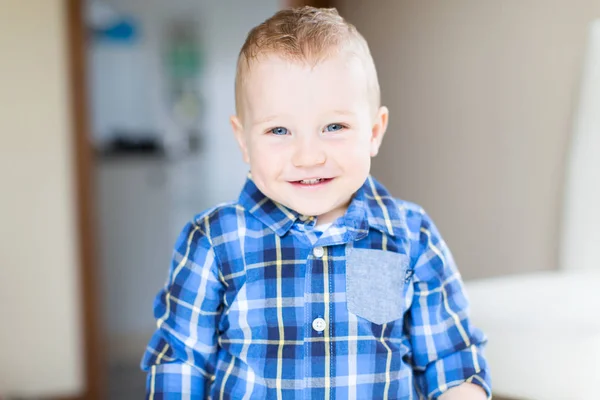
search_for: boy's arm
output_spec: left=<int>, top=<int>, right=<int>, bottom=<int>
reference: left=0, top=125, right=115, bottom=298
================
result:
left=141, top=220, right=225, bottom=398
left=408, top=210, right=492, bottom=399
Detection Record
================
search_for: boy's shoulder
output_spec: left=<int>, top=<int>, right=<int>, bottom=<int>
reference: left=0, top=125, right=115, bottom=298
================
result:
left=363, top=176, right=430, bottom=236
left=187, top=201, right=244, bottom=237
left=386, top=197, right=425, bottom=220
left=364, top=196, right=430, bottom=243
left=184, top=196, right=279, bottom=243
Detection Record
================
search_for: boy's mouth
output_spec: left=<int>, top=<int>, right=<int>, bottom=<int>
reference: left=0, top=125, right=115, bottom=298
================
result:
left=291, top=177, right=333, bottom=186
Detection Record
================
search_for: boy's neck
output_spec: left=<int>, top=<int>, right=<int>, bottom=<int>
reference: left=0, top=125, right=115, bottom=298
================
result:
left=313, top=201, right=351, bottom=226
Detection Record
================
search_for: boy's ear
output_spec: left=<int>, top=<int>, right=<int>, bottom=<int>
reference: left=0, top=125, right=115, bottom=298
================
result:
left=230, top=115, right=250, bottom=163
left=370, top=106, right=389, bottom=157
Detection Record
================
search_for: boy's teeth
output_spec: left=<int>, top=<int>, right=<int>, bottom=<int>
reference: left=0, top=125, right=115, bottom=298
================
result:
left=300, top=178, right=322, bottom=184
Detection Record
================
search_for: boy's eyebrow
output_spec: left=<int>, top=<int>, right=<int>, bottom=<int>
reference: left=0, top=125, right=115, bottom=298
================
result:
left=332, top=109, right=356, bottom=116
left=251, top=110, right=356, bottom=126
left=251, top=115, right=279, bottom=126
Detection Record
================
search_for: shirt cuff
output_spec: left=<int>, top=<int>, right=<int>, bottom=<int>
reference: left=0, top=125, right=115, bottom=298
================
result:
left=425, top=345, right=492, bottom=399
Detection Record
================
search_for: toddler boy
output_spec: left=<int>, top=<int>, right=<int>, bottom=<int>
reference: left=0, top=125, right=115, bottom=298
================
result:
left=142, top=6, right=491, bottom=399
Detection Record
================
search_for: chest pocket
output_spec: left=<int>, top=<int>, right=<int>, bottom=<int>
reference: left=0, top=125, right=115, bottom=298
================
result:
left=345, top=247, right=409, bottom=325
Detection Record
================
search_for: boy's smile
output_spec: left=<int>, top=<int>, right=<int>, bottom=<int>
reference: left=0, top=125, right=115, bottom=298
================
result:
left=232, top=53, right=388, bottom=225
left=290, top=177, right=333, bottom=187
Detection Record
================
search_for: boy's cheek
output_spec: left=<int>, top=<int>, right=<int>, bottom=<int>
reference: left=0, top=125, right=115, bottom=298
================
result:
left=248, top=149, right=282, bottom=175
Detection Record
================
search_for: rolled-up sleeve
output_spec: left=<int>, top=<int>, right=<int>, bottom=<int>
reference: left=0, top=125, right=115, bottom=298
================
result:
left=408, top=211, right=492, bottom=399
left=141, top=220, right=225, bottom=399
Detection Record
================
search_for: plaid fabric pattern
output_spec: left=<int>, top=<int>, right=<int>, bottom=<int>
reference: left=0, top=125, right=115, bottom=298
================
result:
left=141, top=176, right=491, bottom=399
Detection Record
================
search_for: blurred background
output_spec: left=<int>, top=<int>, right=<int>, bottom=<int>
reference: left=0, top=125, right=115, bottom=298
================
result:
left=1, top=0, right=599, bottom=399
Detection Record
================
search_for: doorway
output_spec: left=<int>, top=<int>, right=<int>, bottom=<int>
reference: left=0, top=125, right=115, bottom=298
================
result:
left=70, top=0, right=332, bottom=398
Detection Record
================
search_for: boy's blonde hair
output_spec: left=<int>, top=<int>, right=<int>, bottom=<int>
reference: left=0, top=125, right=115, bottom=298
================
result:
left=235, top=6, right=380, bottom=120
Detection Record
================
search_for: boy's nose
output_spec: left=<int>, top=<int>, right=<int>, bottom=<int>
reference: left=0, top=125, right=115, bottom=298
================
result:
left=291, top=136, right=326, bottom=167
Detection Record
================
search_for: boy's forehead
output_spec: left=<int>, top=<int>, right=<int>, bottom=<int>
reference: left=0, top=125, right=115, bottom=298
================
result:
left=243, top=54, right=370, bottom=120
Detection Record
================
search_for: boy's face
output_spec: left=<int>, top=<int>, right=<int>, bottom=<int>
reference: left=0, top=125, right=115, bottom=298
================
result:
left=231, top=53, right=388, bottom=225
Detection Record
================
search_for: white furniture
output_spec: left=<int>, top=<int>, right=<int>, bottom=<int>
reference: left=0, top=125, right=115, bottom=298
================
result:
left=465, top=20, right=600, bottom=400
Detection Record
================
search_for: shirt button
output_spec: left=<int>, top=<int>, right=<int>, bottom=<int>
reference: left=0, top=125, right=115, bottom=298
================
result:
left=312, top=317, right=326, bottom=332
left=299, top=215, right=309, bottom=222
left=313, top=246, right=324, bottom=258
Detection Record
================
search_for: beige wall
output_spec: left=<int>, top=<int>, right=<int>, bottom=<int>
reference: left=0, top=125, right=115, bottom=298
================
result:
left=338, top=0, right=600, bottom=279
left=0, top=1, right=83, bottom=396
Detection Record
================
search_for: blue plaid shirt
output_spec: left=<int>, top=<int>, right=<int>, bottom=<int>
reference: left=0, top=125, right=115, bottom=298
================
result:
left=141, top=176, right=491, bottom=399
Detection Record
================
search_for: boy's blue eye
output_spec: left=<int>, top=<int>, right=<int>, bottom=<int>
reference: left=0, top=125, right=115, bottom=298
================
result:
left=270, top=127, right=288, bottom=136
left=325, top=123, right=344, bottom=132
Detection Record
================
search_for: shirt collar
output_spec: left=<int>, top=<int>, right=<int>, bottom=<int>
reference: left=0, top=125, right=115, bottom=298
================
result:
left=238, top=174, right=403, bottom=238
left=346, top=176, right=405, bottom=238
left=238, top=177, right=300, bottom=236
